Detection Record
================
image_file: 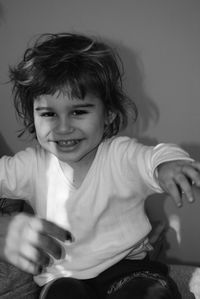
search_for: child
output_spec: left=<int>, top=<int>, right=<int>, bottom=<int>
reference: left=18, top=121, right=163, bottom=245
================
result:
left=1, top=32, right=200, bottom=298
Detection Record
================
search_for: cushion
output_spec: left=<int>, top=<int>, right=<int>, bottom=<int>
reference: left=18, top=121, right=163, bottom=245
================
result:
left=0, top=261, right=39, bottom=298
left=169, top=264, right=196, bottom=299
left=0, top=198, right=39, bottom=298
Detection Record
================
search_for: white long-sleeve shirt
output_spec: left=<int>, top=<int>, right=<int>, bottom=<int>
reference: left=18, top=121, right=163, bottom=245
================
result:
left=0, top=136, right=192, bottom=285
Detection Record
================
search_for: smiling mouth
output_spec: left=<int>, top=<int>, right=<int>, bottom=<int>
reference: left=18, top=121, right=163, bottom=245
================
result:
left=53, top=139, right=81, bottom=147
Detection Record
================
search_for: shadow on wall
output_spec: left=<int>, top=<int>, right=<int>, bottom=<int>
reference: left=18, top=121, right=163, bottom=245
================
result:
left=105, top=38, right=160, bottom=140
left=146, top=193, right=170, bottom=256
left=181, top=142, right=200, bottom=161
left=0, top=133, right=13, bottom=157
left=147, top=143, right=200, bottom=266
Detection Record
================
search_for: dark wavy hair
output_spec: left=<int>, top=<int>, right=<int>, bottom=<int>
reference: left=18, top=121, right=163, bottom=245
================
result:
left=9, top=32, right=137, bottom=138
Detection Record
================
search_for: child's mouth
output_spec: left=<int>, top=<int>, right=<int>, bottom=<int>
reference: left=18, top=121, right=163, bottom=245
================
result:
left=56, top=140, right=80, bottom=147
left=51, top=139, right=83, bottom=151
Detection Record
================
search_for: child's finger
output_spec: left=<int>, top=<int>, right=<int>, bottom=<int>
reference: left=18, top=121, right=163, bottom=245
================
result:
left=9, top=251, right=38, bottom=274
left=19, top=241, right=50, bottom=269
left=182, top=163, right=200, bottom=187
left=25, top=217, right=68, bottom=260
left=174, top=174, right=194, bottom=203
left=41, top=219, right=74, bottom=242
left=38, top=232, right=64, bottom=260
left=166, top=181, right=183, bottom=207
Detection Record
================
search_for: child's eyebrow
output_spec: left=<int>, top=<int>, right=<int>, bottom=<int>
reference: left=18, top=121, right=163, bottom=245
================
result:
left=35, top=107, right=52, bottom=111
left=34, top=103, right=95, bottom=110
left=71, top=103, right=95, bottom=108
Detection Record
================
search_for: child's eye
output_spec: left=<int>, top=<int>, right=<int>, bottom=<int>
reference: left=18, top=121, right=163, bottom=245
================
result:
left=71, top=110, right=88, bottom=116
left=40, top=112, right=57, bottom=117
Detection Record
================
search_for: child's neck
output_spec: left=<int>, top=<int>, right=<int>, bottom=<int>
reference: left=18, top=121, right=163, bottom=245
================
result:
left=59, top=146, right=99, bottom=189
left=72, top=165, right=91, bottom=189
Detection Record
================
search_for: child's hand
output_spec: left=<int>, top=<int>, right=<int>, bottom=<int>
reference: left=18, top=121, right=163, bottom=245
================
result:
left=0, top=213, right=74, bottom=275
left=157, top=160, right=200, bottom=207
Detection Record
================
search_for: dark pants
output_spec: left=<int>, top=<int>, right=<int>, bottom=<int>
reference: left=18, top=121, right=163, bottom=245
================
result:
left=40, top=258, right=182, bottom=299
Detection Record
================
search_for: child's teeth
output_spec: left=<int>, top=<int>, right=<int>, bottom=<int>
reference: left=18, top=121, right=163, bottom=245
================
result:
left=58, top=140, right=77, bottom=145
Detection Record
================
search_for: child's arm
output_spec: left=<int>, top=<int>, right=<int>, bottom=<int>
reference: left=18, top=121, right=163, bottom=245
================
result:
left=157, top=160, right=200, bottom=207
left=0, top=213, right=74, bottom=274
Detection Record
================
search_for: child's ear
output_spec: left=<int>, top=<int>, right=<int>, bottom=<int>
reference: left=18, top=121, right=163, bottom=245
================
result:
left=105, top=110, right=116, bottom=125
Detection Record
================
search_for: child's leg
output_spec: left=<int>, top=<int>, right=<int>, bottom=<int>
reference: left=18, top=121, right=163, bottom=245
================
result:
left=91, top=258, right=181, bottom=299
left=105, top=276, right=181, bottom=299
left=39, top=277, right=98, bottom=299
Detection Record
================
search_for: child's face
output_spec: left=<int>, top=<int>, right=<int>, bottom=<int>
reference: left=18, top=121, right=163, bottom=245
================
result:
left=33, top=91, right=109, bottom=168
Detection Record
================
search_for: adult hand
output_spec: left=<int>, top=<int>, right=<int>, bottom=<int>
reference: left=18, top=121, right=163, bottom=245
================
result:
left=157, top=160, right=200, bottom=207
left=0, top=213, right=74, bottom=275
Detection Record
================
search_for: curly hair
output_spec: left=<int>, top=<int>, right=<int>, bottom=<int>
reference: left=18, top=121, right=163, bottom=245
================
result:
left=9, top=32, right=137, bottom=138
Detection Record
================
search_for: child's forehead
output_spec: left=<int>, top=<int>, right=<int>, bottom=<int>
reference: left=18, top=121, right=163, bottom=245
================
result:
left=34, top=89, right=80, bottom=102
left=34, top=91, right=101, bottom=105
left=36, top=83, right=99, bottom=100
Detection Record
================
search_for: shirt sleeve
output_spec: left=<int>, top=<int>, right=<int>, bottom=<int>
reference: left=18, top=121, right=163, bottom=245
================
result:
left=0, top=147, right=36, bottom=201
left=138, top=142, right=193, bottom=192
left=110, top=137, right=193, bottom=193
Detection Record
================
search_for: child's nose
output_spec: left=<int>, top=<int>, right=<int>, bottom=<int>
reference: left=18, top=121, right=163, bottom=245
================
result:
left=57, top=117, right=74, bottom=133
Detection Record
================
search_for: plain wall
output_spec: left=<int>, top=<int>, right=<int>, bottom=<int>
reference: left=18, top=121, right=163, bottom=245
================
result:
left=0, top=0, right=200, bottom=265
